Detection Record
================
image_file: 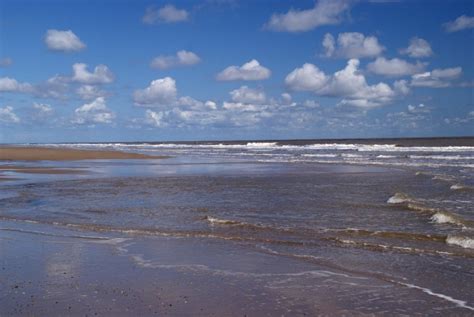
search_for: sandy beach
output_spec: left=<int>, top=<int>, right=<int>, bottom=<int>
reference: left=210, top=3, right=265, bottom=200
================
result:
left=0, top=146, right=165, bottom=161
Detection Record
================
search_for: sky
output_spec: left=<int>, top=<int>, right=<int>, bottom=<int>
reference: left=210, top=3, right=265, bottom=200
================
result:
left=0, top=0, right=473, bottom=143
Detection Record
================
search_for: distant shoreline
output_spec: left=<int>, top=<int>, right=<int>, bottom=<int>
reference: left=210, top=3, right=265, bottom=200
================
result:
left=8, top=136, right=474, bottom=147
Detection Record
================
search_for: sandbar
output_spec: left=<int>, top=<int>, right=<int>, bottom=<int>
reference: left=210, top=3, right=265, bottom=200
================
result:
left=0, top=146, right=166, bottom=161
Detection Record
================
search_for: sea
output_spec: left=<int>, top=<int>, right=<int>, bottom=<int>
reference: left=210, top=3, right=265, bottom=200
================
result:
left=1, top=137, right=473, bottom=315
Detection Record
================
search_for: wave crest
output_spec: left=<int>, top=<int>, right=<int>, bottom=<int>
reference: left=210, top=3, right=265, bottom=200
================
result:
left=387, top=193, right=412, bottom=204
left=446, top=236, right=474, bottom=249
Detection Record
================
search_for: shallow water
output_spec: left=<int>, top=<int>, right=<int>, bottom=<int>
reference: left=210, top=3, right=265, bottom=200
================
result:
left=1, top=139, right=473, bottom=315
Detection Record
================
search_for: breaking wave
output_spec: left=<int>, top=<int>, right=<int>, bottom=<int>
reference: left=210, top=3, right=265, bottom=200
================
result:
left=450, top=184, right=473, bottom=191
left=446, top=236, right=474, bottom=250
left=387, top=193, right=473, bottom=229
left=387, top=193, right=413, bottom=204
left=431, top=212, right=467, bottom=227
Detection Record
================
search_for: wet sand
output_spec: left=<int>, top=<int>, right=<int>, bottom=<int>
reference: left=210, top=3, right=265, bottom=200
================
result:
left=0, top=146, right=166, bottom=179
left=3, top=220, right=471, bottom=316
left=0, top=146, right=166, bottom=161
left=0, top=166, right=85, bottom=175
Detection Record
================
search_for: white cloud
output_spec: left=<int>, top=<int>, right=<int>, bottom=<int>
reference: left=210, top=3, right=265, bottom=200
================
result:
left=32, top=103, right=54, bottom=121
left=33, top=102, right=53, bottom=115
left=222, top=102, right=260, bottom=112
left=35, top=75, right=70, bottom=99
left=143, top=5, right=189, bottom=24
left=140, top=106, right=227, bottom=128
left=443, top=15, right=474, bottom=33
left=0, top=106, right=20, bottom=123
left=322, top=32, right=384, bottom=58
left=265, top=0, right=351, bottom=32
left=407, top=103, right=430, bottom=114
left=145, top=110, right=167, bottom=127
left=205, top=101, right=217, bottom=110
left=322, top=33, right=335, bottom=57
left=303, top=100, right=320, bottom=108
left=0, top=57, right=12, bottom=67
left=286, top=59, right=408, bottom=108
left=411, top=67, right=462, bottom=88
left=0, top=75, right=70, bottom=99
left=459, top=81, right=474, bottom=88
left=72, top=63, right=114, bottom=85
left=76, top=85, right=107, bottom=100
left=72, top=97, right=115, bottom=125
left=367, top=57, right=426, bottom=77
left=400, top=37, right=433, bottom=58
left=281, top=93, right=292, bottom=104
left=230, top=86, right=266, bottom=104
left=386, top=104, right=432, bottom=129
left=176, top=97, right=217, bottom=111
left=284, top=63, right=328, bottom=91
left=133, top=77, right=177, bottom=107
left=217, top=59, right=271, bottom=81
left=150, top=50, right=201, bottom=69
left=0, top=77, right=33, bottom=93
left=444, top=110, right=474, bottom=125
left=44, top=29, right=86, bottom=52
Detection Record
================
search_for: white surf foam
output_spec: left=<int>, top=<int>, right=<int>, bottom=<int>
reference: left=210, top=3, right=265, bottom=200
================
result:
left=450, top=184, right=472, bottom=191
left=397, top=281, right=474, bottom=311
left=446, top=235, right=474, bottom=249
left=387, top=193, right=412, bottom=204
left=430, top=212, right=464, bottom=227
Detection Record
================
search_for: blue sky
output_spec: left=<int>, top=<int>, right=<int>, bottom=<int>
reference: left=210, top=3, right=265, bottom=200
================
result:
left=0, top=0, right=473, bottom=143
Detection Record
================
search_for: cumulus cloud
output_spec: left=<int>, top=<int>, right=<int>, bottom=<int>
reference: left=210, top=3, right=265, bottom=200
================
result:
left=0, top=106, right=20, bottom=123
left=150, top=50, right=201, bottom=69
left=0, top=77, right=34, bottom=93
left=407, top=103, right=430, bottom=114
left=230, top=86, right=266, bottom=104
left=459, top=81, right=474, bottom=88
left=32, top=103, right=54, bottom=121
left=367, top=57, right=426, bottom=77
left=281, top=93, right=292, bottom=104
left=286, top=59, right=408, bottom=108
left=222, top=102, right=260, bottom=112
left=145, top=110, right=167, bottom=127
left=322, top=32, right=384, bottom=58
left=76, top=85, right=107, bottom=100
left=72, top=97, right=115, bottom=125
left=0, top=75, right=70, bottom=99
left=411, top=67, right=462, bottom=88
left=217, top=59, right=271, bottom=81
left=0, top=57, right=12, bottom=67
left=133, top=77, right=177, bottom=107
left=140, top=106, right=227, bottom=129
left=135, top=92, right=328, bottom=130
left=284, top=63, right=328, bottom=91
left=44, top=29, right=86, bottom=52
left=34, top=75, right=70, bottom=99
left=177, top=96, right=218, bottom=111
left=265, top=0, right=351, bottom=32
left=72, top=63, right=114, bottom=85
left=443, top=15, right=474, bottom=33
left=400, top=37, right=433, bottom=58
left=33, top=102, right=53, bottom=115
left=143, top=5, right=189, bottom=24
left=444, top=110, right=474, bottom=125
left=205, top=101, right=218, bottom=110
left=386, top=104, right=433, bottom=129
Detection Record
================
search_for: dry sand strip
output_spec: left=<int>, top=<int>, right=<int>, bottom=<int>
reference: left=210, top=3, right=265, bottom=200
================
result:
left=0, top=147, right=166, bottom=161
